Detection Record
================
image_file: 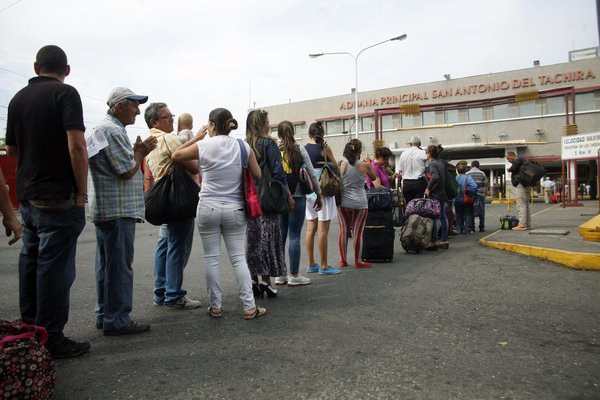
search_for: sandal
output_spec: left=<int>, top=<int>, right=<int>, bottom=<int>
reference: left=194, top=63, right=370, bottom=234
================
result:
left=208, top=307, right=222, bottom=318
left=243, top=307, right=266, bottom=320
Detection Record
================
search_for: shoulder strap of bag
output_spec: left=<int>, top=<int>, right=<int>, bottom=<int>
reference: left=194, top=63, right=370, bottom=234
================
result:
left=161, top=134, right=172, bottom=157
left=237, top=139, right=248, bottom=168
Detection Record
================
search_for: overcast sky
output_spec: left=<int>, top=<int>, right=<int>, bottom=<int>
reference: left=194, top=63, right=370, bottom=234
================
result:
left=0, top=0, right=598, bottom=140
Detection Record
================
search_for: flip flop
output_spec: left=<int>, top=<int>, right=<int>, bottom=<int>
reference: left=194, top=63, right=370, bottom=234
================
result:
left=208, top=307, right=222, bottom=318
left=243, top=307, right=266, bottom=320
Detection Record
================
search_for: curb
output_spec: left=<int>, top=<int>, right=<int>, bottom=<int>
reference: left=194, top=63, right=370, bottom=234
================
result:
left=479, top=237, right=600, bottom=271
left=579, top=213, right=600, bottom=242
left=479, top=205, right=600, bottom=271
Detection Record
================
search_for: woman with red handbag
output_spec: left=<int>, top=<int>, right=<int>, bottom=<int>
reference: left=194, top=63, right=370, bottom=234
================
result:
left=172, top=108, right=266, bottom=320
left=454, top=161, right=479, bottom=235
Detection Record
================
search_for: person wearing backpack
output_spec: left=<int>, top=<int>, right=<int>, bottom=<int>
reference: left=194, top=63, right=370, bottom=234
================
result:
left=304, top=122, right=340, bottom=275
left=506, top=151, right=531, bottom=230
left=274, top=121, right=322, bottom=287
left=245, top=110, right=295, bottom=298
left=466, top=160, right=488, bottom=232
left=454, top=161, right=479, bottom=234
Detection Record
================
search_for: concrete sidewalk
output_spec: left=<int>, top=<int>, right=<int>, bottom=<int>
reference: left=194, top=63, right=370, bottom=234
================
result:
left=480, top=201, right=600, bottom=270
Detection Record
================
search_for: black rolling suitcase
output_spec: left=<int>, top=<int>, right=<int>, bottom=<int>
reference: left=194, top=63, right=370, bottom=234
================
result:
left=361, top=206, right=395, bottom=262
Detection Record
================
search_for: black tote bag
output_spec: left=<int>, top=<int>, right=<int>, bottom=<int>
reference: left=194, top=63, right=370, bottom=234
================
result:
left=144, top=163, right=200, bottom=226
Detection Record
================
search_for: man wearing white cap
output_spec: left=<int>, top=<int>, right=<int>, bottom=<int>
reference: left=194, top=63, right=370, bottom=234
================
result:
left=398, top=136, right=428, bottom=203
left=89, top=87, right=157, bottom=336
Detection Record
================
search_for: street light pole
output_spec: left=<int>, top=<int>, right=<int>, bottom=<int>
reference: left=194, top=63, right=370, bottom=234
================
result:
left=309, top=34, right=407, bottom=139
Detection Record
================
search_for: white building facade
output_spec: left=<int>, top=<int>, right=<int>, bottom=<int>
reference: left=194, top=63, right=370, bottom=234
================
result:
left=263, top=57, right=600, bottom=198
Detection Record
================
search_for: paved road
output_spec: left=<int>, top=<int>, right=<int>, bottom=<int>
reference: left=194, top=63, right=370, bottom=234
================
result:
left=1, top=204, right=598, bottom=399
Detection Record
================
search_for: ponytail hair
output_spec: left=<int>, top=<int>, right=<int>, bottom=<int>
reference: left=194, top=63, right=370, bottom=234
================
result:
left=308, top=121, right=325, bottom=145
left=208, top=108, right=238, bottom=135
left=343, top=139, right=362, bottom=165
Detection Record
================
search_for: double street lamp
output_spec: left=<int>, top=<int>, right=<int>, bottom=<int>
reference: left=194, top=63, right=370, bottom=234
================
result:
left=309, top=33, right=407, bottom=139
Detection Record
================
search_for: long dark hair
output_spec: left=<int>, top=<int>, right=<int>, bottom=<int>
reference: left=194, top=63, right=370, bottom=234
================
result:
left=208, top=108, right=238, bottom=135
left=343, top=139, right=362, bottom=165
left=246, top=109, right=272, bottom=157
left=278, top=121, right=301, bottom=175
left=308, top=121, right=325, bottom=145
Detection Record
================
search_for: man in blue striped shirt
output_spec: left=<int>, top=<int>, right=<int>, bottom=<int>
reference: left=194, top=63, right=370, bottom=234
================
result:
left=466, top=160, right=488, bottom=232
left=89, top=87, right=157, bottom=336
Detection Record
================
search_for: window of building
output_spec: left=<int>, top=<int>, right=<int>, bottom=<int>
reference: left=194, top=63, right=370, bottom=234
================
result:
left=545, top=96, right=564, bottom=115
left=361, top=116, right=373, bottom=132
left=401, top=114, right=418, bottom=128
left=445, top=109, right=459, bottom=124
left=422, top=111, right=436, bottom=126
left=325, top=120, right=342, bottom=135
left=342, top=118, right=354, bottom=134
left=422, top=111, right=445, bottom=126
left=492, top=104, right=509, bottom=120
left=518, top=101, right=537, bottom=117
left=468, top=107, right=484, bottom=122
left=575, top=92, right=594, bottom=111
left=382, top=114, right=395, bottom=130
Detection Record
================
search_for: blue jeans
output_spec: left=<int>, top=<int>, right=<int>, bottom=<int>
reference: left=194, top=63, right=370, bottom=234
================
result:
left=94, top=218, right=135, bottom=331
left=455, top=202, right=475, bottom=233
left=19, top=201, right=85, bottom=349
left=476, top=195, right=486, bottom=230
left=431, top=212, right=448, bottom=243
left=279, top=196, right=306, bottom=275
left=439, top=206, right=449, bottom=241
left=197, top=199, right=255, bottom=310
left=153, top=219, right=195, bottom=305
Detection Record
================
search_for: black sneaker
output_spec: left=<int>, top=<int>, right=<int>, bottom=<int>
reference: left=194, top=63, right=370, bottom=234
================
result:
left=103, top=321, right=150, bottom=336
left=48, top=338, right=91, bottom=359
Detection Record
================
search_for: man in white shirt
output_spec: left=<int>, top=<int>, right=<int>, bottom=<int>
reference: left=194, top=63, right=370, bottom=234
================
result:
left=541, top=177, right=555, bottom=203
left=399, top=136, right=428, bottom=203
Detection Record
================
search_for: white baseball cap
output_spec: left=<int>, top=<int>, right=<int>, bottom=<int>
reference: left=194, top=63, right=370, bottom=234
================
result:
left=106, top=87, right=148, bottom=107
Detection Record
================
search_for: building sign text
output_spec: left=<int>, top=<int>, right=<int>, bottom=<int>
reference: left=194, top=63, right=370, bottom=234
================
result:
left=339, top=69, right=597, bottom=110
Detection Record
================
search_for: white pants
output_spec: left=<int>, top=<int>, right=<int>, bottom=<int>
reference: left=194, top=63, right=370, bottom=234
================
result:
left=515, top=184, right=531, bottom=227
left=544, top=188, right=551, bottom=204
left=197, top=199, right=255, bottom=310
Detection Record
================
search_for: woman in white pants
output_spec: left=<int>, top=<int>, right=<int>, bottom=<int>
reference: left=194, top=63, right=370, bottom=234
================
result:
left=172, top=108, right=266, bottom=319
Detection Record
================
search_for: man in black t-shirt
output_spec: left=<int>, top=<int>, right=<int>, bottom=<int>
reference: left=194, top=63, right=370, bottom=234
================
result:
left=5, top=45, right=90, bottom=359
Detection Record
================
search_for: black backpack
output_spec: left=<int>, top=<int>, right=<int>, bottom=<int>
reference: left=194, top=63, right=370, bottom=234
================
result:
left=516, top=161, right=546, bottom=187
